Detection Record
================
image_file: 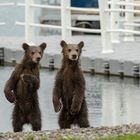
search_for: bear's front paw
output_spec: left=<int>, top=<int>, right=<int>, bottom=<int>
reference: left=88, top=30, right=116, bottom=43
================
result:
left=54, top=101, right=62, bottom=113
left=7, top=92, right=16, bottom=103
left=21, top=74, right=33, bottom=83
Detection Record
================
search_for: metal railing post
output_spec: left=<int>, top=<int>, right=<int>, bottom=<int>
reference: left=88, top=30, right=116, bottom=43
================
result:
left=99, top=0, right=113, bottom=53
left=124, top=0, right=134, bottom=41
left=110, top=0, right=120, bottom=43
left=25, top=0, right=35, bottom=43
left=61, top=0, right=72, bottom=41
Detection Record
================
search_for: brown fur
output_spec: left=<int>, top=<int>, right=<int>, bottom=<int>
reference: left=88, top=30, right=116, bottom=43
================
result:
left=53, top=40, right=89, bottom=129
left=4, top=42, right=46, bottom=132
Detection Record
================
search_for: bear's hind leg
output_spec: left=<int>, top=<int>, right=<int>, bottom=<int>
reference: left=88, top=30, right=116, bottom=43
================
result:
left=76, top=116, right=90, bottom=128
left=58, top=109, right=72, bottom=129
left=30, top=107, right=41, bottom=131
left=75, top=101, right=90, bottom=128
left=31, top=119, right=41, bottom=131
left=13, top=120, right=23, bottom=132
left=12, top=106, right=24, bottom=132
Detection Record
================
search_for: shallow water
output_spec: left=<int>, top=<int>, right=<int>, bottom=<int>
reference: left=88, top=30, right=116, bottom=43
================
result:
left=1, top=67, right=140, bottom=132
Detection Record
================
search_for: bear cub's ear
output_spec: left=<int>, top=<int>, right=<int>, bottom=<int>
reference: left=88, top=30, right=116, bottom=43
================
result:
left=60, top=40, right=67, bottom=48
left=39, top=43, right=47, bottom=51
left=78, top=41, right=84, bottom=49
left=22, top=43, right=30, bottom=51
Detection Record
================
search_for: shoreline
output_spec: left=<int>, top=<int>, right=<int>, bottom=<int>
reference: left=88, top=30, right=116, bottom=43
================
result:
left=0, top=124, right=140, bottom=140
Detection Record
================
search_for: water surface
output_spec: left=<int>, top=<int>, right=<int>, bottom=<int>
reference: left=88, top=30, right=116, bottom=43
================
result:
left=1, top=67, right=140, bottom=132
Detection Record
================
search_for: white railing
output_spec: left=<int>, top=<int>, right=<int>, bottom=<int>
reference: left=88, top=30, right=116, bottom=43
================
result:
left=0, top=3, right=14, bottom=26
left=1, top=0, right=139, bottom=53
left=15, top=0, right=100, bottom=43
left=99, top=0, right=140, bottom=53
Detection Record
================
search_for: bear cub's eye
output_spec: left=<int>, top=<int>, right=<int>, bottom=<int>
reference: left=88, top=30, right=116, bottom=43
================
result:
left=31, top=52, right=35, bottom=55
left=76, top=49, right=78, bottom=52
left=39, top=52, right=41, bottom=54
left=68, top=49, right=71, bottom=52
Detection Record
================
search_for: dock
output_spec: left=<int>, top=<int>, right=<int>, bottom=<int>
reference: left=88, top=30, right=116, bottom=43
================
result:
left=1, top=35, right=140, bottom=77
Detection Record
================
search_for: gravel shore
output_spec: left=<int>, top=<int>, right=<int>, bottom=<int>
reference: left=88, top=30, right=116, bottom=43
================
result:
left=0, top=124, right=140, bottom=140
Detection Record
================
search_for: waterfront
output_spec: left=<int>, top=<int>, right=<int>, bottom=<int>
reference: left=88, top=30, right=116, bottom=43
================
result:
left=1, top=67, right=140, bottom=132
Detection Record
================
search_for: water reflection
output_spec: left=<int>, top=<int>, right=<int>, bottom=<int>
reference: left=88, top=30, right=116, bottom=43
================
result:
left=1, top=67, right=140, bottom=132
left=86, top=74, right=140, bottom=127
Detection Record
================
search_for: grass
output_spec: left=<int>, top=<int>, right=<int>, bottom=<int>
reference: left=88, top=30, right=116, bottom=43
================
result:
left=95, top=134, right=140, bottom=140
left=24, top=135, right=35, bottom=140
left=24, top=134, right=140, bottom=140
left=57, top=137, right=81, bottom=140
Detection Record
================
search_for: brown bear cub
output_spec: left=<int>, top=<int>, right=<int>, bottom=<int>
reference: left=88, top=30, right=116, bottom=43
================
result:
left=53, top=40, right=90, bottom=129
left=4, top=42, right=46, bottom=132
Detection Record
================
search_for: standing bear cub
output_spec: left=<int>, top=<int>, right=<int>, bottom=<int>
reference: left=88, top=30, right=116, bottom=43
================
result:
left=53, top=40, right=90, bottom=129
left=4, top=42, right=46, bottom=132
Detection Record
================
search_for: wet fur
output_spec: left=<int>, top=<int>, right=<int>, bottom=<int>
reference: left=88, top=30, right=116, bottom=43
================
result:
left=53, top=40, right=89, bottom=129
left=4, top=43, right=46, bottom=132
